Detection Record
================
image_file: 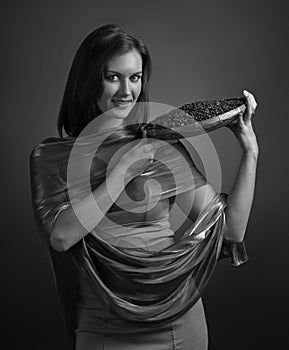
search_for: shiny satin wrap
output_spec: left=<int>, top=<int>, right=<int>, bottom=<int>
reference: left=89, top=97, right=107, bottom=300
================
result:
left=29, top=125, right=248, bottom=347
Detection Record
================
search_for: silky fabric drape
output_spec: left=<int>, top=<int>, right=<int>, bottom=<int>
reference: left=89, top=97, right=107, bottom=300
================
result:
left=30, top=125, right=248, bottom=349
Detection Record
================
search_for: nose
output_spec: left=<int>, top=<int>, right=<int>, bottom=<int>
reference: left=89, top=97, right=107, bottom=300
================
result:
left=119, top=78, right=131, bottom=97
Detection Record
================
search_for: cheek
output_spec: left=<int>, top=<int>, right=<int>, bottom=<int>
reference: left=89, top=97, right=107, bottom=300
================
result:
left=135, top=82, right=142, bottom=96
left=102, top=82, right=118, bottom=99
left=97, top=88, right=112, bottom=111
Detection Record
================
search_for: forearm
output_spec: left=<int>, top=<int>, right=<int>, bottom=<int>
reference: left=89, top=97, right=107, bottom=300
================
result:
left=50, top=164, right=127, bottom=251
left=223, top=150, right=258, bottom=242
left=50, top=137, right=163, bottom=252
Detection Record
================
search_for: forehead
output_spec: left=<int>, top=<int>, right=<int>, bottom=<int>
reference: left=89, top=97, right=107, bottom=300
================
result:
left=106, top=50, right=142, bottom=73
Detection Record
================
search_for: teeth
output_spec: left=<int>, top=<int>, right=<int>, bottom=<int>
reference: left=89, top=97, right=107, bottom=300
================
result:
left=113, top=100, right=131, bottom=103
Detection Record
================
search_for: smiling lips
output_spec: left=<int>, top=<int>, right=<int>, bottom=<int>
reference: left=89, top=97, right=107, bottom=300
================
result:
left=112, top=99, right=132, bottom=102
left=112, top=99, right=133, bottom=106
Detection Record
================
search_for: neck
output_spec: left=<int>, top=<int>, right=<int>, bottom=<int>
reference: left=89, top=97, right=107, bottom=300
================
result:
left=89, top=112, right=125, bottom=135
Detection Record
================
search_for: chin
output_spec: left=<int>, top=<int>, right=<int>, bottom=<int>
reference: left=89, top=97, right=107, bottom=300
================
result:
left=112, top=105, right=136, bottom=119
left=111, top=109, right=131, bottom=119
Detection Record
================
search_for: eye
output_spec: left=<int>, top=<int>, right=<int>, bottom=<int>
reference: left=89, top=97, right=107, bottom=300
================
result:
left=105, top=75, right=118, bottom=82
left=130, top=74, right=142, bottom=82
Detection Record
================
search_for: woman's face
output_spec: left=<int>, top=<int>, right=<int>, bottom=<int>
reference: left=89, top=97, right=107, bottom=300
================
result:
left=97, top=49, right=143, bottom=122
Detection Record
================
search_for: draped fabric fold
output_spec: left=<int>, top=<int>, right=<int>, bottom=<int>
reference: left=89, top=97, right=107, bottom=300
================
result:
left=29, top=125, right=248, bottom=348
left=70, top=192, right=230, bottom=326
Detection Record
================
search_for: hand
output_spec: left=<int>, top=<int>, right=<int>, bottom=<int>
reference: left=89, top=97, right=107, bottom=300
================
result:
left=117, top=138, right=175, bottom=182
left=226, top=89, right=259, bottom=155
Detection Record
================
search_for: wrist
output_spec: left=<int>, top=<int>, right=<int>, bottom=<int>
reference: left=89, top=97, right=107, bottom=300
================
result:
left=243, top=148, right=259, bottom=159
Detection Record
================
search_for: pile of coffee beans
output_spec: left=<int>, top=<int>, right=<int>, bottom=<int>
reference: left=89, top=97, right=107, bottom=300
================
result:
left=180, top=97, right=246, bottom=121
left=140, top=97, right=246, bottom=139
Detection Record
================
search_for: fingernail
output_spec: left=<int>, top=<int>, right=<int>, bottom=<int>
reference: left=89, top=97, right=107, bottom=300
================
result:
left=243, top=90, right=248, bottom=96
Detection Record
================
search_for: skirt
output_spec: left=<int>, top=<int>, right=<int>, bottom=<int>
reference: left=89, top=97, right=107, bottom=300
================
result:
left=75, top=298, right=208, bottom=350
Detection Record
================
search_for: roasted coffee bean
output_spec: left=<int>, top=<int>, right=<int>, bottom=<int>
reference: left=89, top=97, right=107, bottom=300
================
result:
left=141, top=97, right=246, bottom=139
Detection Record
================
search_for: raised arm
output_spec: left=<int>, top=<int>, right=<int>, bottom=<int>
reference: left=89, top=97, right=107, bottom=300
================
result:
left=174, top=90, right=259, bottom=243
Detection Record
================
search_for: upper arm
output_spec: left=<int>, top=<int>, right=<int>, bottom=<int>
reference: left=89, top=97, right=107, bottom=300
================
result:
left=30, top=145, right=72, bottom=243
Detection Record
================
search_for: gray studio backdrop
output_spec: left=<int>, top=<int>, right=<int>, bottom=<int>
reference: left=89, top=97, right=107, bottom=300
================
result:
left=1, top=1, right=288, bottom=349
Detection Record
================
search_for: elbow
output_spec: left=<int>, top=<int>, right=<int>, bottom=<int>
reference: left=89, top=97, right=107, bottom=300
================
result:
left=223, top=223, right=246, bottom=243
left=223, top=234, right=245, bottom=244
left=49, top=230, right=72, bottom=252
left=223, top=209, right=247, bottom=243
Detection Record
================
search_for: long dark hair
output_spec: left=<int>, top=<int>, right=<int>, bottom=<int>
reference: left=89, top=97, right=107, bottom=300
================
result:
left=57, top=24, right=153, bottom=138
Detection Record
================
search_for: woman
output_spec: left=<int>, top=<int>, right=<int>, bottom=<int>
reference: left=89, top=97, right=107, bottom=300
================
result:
left=30, top=24, right=258, bottom=350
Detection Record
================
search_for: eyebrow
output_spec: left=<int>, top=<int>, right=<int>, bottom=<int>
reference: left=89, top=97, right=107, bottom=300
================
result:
left=106, top=70, right=143, bottom=75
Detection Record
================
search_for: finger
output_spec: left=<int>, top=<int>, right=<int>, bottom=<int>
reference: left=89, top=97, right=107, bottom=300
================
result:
left=141, top=138, right=163, bottom=147
left=249, top=92, right=257, bottom=110
left=243, top=90, right=257, bottom=122
left=135, top=138, right=153, bottom=153
left=150, top=139, right=169, bottom=147
left=246, top=89, right=257, bottom=105
left=244, top=90, right=258, bottom=112
left=231, top=112, right=243, bottom=125
left=238, top=112, right=245, bottom=126
left=142, top=139, right=163, bottom=153
left=166, top=139, right=179, bottom=144
left=243, top=90, right=252, bottom=119
left=232, top=112, right=245, bottom=129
